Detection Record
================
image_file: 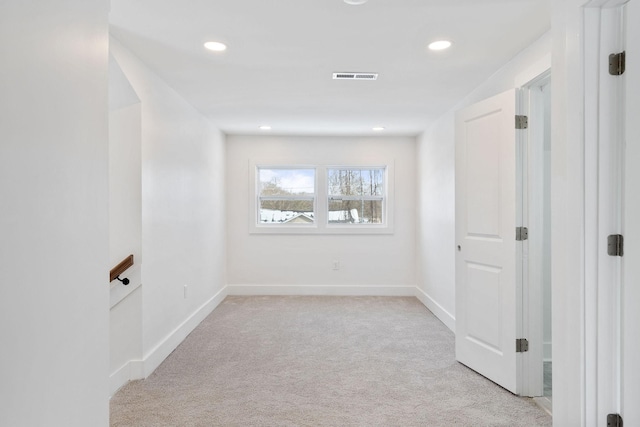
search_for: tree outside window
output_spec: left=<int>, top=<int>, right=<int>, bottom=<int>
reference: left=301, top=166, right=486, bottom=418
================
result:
left=327, top=168, right=384, bottom=224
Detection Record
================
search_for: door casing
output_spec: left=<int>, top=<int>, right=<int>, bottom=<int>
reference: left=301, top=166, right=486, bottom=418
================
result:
left=583, top=0, right=629, bottom=424
left=519, top=70, right=552, bottom=399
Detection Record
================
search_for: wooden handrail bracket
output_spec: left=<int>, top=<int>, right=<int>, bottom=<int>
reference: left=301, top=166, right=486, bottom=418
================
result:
left=110, top=254, right=134, bottom=282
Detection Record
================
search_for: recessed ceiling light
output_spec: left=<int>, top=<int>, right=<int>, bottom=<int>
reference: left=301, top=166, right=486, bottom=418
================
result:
left=344, top=0, right=368, bottom=4
left=259, top=125, right=272, bottom=131
left=428, top=40, right=452, bottom=51
left=372, top=127, right=385, bottom=132
left=204, top=41, right=227, bottom=52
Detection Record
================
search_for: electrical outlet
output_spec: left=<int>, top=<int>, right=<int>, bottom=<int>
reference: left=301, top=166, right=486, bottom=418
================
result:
left=332, top=260, right=340, bottom=270
left=183, top=284, right=188, bottom=298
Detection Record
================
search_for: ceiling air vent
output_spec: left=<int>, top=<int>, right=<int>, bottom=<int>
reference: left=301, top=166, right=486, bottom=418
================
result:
left=333, top=72, right=378, bottom=80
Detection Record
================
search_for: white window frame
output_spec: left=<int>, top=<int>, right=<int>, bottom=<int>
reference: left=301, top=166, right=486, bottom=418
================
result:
left=252, top=165, right=318, bottom=232
left=249, top=161, right=394, bottom=235
left=326, top=165, right=389, bottom=230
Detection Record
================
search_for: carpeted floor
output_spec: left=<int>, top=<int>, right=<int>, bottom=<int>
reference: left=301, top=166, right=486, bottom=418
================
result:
left=110, top=296, right=552, bottom=426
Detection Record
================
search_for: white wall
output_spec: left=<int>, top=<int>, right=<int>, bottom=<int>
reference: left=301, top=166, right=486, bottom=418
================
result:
left=226, top=135, right=416, bottom=294
left=0, top=1, right=110, bottom=426
left=110, top=37, right=227, bottom=377
left=415, top=32, right=551, bottom=331
left=415, top=114, right=456, bottom=328
left=109, top=103, right=141, bottom=285
left=108, top=53, right=143, bottom=395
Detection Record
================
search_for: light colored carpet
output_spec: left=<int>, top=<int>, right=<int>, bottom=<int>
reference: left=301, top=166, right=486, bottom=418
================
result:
left=110, top=296, right=551, bottom=426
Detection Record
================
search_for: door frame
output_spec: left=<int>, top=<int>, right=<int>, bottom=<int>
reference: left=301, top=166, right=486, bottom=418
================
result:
left=583, top=0, right=628, bottom=424
left=518, top=69, right=552, bottom=399
left=622, top=1, right=639, bottom=423
left=454, top=72, right=553, bottom=398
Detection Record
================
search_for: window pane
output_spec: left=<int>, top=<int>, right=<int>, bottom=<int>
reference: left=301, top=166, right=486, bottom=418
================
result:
left=328, top=200, right=383, bottom=224
left=259, top=199, right=314, bottom=223
left=328, top=169, right=361, bottom=196
left=328, top=168, right=383, bottom=196
left=327, top=169, right=342, bottom=195
left=259, top=169, right=315, bottom=196
left=363, top=169, right=384, bottom=196
left=327, top=169, right=361, bottom=196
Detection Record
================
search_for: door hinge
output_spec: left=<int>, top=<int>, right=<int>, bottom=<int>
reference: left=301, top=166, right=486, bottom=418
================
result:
left=607, top=234, right=624, bottom=257
left=607, top=413, right=623, bottom=427
left=609, top=51, right=626, bottom=76
left=516, top=227, right=528, bottom=241
left=515, top=115, right=528, bottom=129
left=516, top=338, right=529, bottom=353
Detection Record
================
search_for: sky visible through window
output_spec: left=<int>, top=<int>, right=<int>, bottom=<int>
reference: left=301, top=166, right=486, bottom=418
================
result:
left=259, top=169, right=315, bottom=195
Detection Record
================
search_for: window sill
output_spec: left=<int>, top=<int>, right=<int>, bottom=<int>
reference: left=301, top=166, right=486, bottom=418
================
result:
left=250, top=224, right=394, bottom=235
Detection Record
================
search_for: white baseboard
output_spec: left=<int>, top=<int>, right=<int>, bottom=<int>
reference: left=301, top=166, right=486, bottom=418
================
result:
left=142, top=285, right=228, bottom=378
left=110, top=361, right=133, bottom=397
left=414, top=287, right=456, bottom=332
left=110, top=359, right=144, bottom=397
left=226, top=284, right=415, bottom=297
left=110, top=285, right=228, bottom=396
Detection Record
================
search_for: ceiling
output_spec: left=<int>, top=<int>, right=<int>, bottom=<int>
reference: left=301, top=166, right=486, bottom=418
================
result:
left=109, top=0, right=550, bottom=136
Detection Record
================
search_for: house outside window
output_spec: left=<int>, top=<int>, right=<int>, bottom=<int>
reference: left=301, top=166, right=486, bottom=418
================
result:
left=257, top=168, right=316, bottom=224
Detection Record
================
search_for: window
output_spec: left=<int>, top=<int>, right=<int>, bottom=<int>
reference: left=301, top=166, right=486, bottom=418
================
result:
left=327, top=168, right=384, bottom=224
left=257, top=168, right=316, bottom=225
left=251, top=162, right=393, bottom=234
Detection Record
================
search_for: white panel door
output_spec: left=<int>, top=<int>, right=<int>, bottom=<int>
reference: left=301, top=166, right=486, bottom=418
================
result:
left=455, top=89, right=521, bottom=394
left=623, top=0, right=639, bottom=423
